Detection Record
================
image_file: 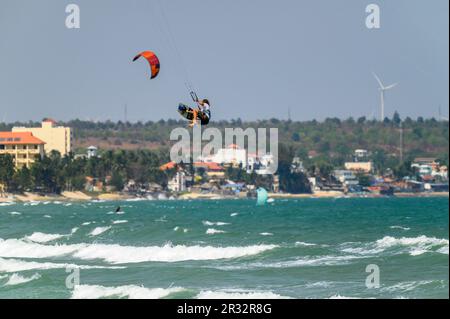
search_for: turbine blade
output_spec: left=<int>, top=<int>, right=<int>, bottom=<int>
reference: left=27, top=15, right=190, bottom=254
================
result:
left=384, top=83, right=398, bottom=90
left=372, top=72, right=385, bottom=89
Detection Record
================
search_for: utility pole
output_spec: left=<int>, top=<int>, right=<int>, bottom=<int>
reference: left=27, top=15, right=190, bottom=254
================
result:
left=399, top=120, right=403, bottom=163
left=124, top=104, right=128, bottom=123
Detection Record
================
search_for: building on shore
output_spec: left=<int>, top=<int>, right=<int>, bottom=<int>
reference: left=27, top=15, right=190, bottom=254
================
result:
left=0, top=132, right=45, bottom=169
left=411, top=157, right=448, bottom=181
left=333, top=170, right=359, bottom=186
left=12, top=118, right=72, bottom=156
left=203, top=144, right=247, bottom=168
left=87, top=146, right=98, bottom=158
left=354, top=149, right=369, bottom=161
left=344, top=161, right=373, bottom=173
left=168, top=171, right=187, bottom=193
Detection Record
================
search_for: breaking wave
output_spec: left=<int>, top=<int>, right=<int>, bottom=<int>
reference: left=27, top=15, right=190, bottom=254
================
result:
left=71, top=284, right=185, bottom=299
left=0, top=238, right=278, bottom=264
left=341, top=236, right=449, bottom=256
left=202, top=221, right=230, bottom=226
left=112, top=220, right=128, bottom=224
left=0, top=257, right=124, bottom=273
left=89, top=226, right=111, bottom=236
left=206, top=228, right=227, bottom=235
left=24, top=232, right=66, bottom=243
left=4, top=273, right=41, bottom=286
left=389, top=226, right=411, bottom=231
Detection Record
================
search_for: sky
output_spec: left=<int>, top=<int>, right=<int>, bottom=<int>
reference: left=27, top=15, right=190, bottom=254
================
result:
left=0, top=0, right=448, bottom=122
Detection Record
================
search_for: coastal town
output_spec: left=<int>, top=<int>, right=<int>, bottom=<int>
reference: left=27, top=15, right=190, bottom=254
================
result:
left=0, top=118, right=448, bottom=202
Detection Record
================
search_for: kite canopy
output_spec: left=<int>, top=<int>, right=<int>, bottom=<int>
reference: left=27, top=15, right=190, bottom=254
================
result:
left=133, top=51, right=160, bottom=79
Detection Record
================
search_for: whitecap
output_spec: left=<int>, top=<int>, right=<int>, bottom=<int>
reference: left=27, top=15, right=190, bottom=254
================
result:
left=295, top=241, right=317, bottom=247
left=24, top=232, right=66, bottom=243
left=112, top=220, right=128, bottom=224
left=0, top=202, right=15, bottom=207
left=206, top=228, right=226, bottom=235
left=341, top=235, right=449, bottom=256
left=202, top=221, right=230, bottom=226
left=71, top=284, right=185, bottom=299
left=0, top=257, right=125, bottom=273
left=0, top=238, right=278, bottom=264
left=89, top=226, right=111, bottom=236
left=4, top=273, right=41, bottom=286
left=381, top=280, right=436, bottom=293
left=390, top=226, right=411, bottom=231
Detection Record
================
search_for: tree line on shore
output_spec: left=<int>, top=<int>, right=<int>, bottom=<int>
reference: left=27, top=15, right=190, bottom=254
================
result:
left=0, top=144, right=312, bottom=194
left=1, top=114, right=448, bottom=194
left=1, top=112, right=447, bottom=163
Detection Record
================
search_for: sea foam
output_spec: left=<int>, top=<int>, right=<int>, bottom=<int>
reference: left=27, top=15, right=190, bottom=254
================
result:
left=71, top=284, right=185, bottom=299
left=112, top=220, right=128, bottom=224
left=375, top=235, right=449, bottom=256
left=341, top=235, right=449, bottom=256
left=4, top=273, right=41, bottom=286
left=89, top=226, right=111, bottom=236
left=0, top=257, right=124, bottom=273
left=0, top=238, right=278, bottom=264
left=24, top=232, right=66, bottom=243
left=206, top=228, right=227, bottom=235
left=202, top=221, right=230, bottom=226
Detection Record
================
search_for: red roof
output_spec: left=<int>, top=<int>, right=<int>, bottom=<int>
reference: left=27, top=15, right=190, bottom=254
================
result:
left=160, top=161, right=224, bottom=171
left=160, top=162, right=177, bottom=170
left=0, top=132, right=45, bottom=145
left=194, top=162, right=224, bottom=171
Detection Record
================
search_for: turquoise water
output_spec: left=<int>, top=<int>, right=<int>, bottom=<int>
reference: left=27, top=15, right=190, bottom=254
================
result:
left=0, top=197, right=448, bottom=299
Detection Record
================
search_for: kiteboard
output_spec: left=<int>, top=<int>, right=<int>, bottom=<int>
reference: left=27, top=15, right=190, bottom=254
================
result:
left=178, top=103, right=196, bottom=121
left=178, top=104, right=210, bottom=125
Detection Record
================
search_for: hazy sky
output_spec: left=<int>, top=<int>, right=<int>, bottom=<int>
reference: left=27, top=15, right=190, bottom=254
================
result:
left=0, top=0, right=448, bottom=122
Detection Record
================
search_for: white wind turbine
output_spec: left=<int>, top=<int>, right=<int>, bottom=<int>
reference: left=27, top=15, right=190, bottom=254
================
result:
left=373, top=73, right=398, bottom=121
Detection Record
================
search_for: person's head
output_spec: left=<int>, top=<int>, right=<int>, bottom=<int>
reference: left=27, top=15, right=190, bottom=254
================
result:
left=202, top=99, right=210, bottom=106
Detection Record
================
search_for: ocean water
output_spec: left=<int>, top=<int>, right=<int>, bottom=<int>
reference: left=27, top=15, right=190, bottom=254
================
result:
left=0, top=197, right=448, bottom=299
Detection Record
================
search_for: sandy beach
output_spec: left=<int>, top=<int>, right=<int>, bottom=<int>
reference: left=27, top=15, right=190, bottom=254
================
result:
left=0, top=190, right=447, bottom=203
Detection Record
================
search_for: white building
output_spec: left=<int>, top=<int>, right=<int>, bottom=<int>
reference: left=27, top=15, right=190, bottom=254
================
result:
left=333, top=170, right=359, bottom=186
left=168, top=171, right=187, bottom=193
left=206, top=144, right=247, bottom=167
left=354, top=149, right=369, bottom=159
left=87, top=146, right=98, bottom=158
left=345, top=161, right=373, bottom=173
left=255, top=153, right=276, bottom=175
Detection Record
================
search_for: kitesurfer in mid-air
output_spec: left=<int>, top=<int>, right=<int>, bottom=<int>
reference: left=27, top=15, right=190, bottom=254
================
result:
left=178, top=98, right=211, bottom=127
left=132, top=51, right=211, bottom=127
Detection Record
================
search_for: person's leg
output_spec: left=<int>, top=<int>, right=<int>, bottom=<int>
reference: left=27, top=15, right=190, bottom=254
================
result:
left=200, top=113, right=210, bottom=125
left=189, top=109, right=198, bottom=127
